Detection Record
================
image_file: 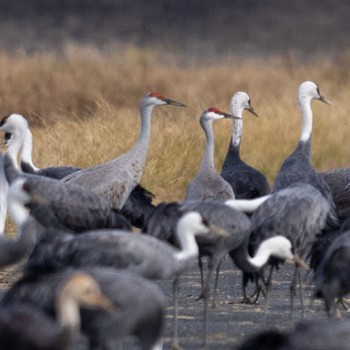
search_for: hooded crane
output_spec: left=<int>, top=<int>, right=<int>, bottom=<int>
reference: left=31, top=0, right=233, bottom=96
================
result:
left=2, top=267, right=165, bottom=350
left=226, top=81, right=335, bottom=321
left=221, top=91, right=271, bottom=199
left=186, top=108, right=236, bottom=201
left=144, top=200, right=300, bottom=304
left=0, top=272, right=112, bottom=350
left=272, top=81, right=335, bottom=215
left=2, top=115, right=156, bottom=229
left=220, top=91, right=271, bottom=304
left=62, top=92, right=186, bottom=209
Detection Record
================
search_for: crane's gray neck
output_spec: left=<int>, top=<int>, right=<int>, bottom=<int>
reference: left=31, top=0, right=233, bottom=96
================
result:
left=21, top=129, right=39, bottom=171
left=299, top=97, right=313, bottom=142
left=128, top=104, right=155, bottom=167
left=199, top=118, right=216, bottom=171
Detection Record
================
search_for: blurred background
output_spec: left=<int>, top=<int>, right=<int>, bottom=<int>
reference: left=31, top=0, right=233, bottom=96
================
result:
left=1, top=0, right=349, bottom=58
left=0, top=0, right=349, bottom=201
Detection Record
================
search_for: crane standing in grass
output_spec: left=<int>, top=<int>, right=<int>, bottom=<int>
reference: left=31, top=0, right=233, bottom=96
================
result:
left=62, top=92, right=186, bottom=209
left=221, top=91, right=270, bottom=199
left=186, top=107, right=237, bottom=201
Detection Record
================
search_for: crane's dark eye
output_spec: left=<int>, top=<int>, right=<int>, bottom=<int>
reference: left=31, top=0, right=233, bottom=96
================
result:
left=202, top=218, right=209, bottom=227
left=4, top=132, right=12, bottom=141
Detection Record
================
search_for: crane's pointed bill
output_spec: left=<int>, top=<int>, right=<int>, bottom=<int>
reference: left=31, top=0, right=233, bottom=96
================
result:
left=293, top=254, right=309, bottom=269
left=163, top=98, right=186, bottom=107
left=222, top=112, right=240, bottom=120
left=247, top=106, right=259, bottom=118
left=88, top=293, right=114, bottom=312
left=319, top=95, right=331, bottom=105
left=208, top=224, right=230, bottom=237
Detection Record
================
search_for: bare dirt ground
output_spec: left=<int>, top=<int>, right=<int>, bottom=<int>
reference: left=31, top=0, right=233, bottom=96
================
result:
left=0, top=257, right=331, bottom=350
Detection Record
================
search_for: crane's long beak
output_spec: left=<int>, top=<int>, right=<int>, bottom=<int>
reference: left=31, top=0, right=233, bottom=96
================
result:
left=293, top=254, right=309, bottom=270
left=163, top=98, right=187, bottom=107
left=319, top=95, right=331, bottom=105
left=247, top=106, right=259, bottom=118
left=222, top=112, right=240, bottom=120
left=87, top=292, right=115, bottom=313
left=208, top=224, right=230, bottom=237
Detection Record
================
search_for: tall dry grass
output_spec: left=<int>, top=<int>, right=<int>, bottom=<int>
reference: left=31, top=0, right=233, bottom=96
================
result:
left=1, top=46, right=350, bottom=203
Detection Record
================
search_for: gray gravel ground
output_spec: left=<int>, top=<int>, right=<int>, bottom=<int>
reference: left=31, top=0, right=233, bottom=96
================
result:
left=153, top=258, right=330, bottom=350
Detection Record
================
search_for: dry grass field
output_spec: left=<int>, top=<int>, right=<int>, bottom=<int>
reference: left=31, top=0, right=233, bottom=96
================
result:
left=1, top=46, right=349, bottom=203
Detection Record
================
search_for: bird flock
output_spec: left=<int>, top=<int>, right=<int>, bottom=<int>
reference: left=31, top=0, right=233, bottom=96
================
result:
left=0, top=83, right=349, bottom=350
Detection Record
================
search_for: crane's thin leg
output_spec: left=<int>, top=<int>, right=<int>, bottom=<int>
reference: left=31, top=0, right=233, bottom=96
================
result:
left=289, top=264, right=299, bottom=328
left=203, top=267, right=213, bottom=349
left=263, top=279, right=272, bottom=328
left=263, top=265, right=275, bottom=327
left=196, top=257, right=205, bottom=301
left=172, top=278, right=182, bottom=350
left=298, top=269, right=305, bottom=318
left=212, top=260, right=222, bottom=308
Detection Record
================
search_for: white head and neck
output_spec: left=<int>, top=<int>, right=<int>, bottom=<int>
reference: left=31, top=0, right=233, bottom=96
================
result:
left=297, top=81, right=330, bottom=143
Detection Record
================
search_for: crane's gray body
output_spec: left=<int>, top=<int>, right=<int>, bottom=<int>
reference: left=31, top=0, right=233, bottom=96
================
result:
left=320, top=168, right=350, bottom=222
left=26, top=229, right=194, bottom=281
left=187, top=114, right=235, bottom=201
left=251, top=183, right=330, bottom=258
left=221, top=116, right=270, bottom=199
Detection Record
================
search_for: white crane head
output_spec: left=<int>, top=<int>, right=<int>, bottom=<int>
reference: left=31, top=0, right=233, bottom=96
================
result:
left=297, top=81, right=331, bottom=106
left=141, top=91, right=186, bottom=108
left=177, top=211, right=229, bottom=238
left=3, top=132, right=12, bottom=147
left=200, top=107, right=238, bottom=123
left=60, top=273, right=113, bottom=312
left=230, top=92, right=259, bottom=119
left=0, top=114, right=29, bottom=135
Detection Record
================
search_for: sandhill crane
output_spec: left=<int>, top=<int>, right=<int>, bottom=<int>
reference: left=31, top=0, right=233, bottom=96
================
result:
left=62, top=92, right=186, bottom=209
left=236, top=319, right=350, bottom=350
left=3, top=155, right=132, bottom=232
left=221, top=91, right=271, bottom=199
left=0, top=272, right=112, bottom=350
left=2, top=114, right=156, bottom=229
left=2, top=267, right=165, bottom=350
left=186, top=107, right=236, bottom=201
